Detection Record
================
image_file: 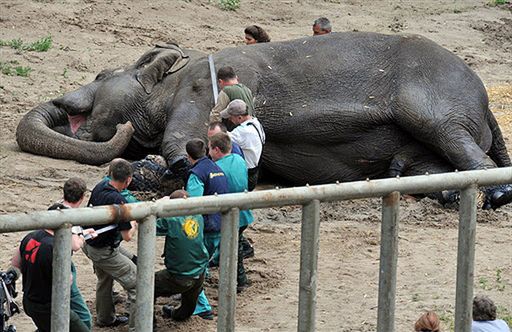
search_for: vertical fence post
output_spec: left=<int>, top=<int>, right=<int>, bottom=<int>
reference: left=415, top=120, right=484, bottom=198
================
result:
left=135, top=215, right=156, bottom=332
left=377, top=191, right=400, bottom=332
left=454, top=185, right=477, bottom=332
left=298, top=199, right=320, bottom=332
left=218, top=208, right=240, bottom=332
left=51, top=224, right=72, bottom=332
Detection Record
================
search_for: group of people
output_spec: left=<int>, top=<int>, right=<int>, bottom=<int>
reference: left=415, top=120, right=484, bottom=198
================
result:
left=414, top=296, right=510, bottom=332
left=10, top=16, right=510, bottom=332
left=242, top=17, right=332, bottom=46
left=9, top=45, right=267, bottom=331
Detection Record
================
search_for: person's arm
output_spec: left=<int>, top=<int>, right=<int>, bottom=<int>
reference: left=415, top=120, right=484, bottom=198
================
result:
left=120, top=220, right=137, bottom=242
left=229, top=128, right=244, bottom=148
left=71, top=228, right=97, bottom=251
left=156, top=218, right=170, bottom=236
left=186, top=174, right=204, bottom=197
left=11, top=248, right=21, bottom=269
left=210, top=91, right=230, bottom=122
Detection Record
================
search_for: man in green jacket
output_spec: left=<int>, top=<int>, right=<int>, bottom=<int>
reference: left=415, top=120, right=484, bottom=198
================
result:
left=210, top=66, right=255, bottom=122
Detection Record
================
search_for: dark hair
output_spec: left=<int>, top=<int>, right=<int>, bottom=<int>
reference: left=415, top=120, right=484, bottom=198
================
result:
left=109, top=158, right=133, bottom=182
left=209, top=132, right=232, bottom=154
left=208, top=121, right=228, bottom=133
left=244, top=25, right=271, bottom=43
left=414, top=311, right=440, bottom=332
left=63, top=177, right=87, bottom=203
left=186, top=138, right=206, bottom=160
left=473, top=295, right=497, bottom=321
left=217, top=66, right=237, bottom=81
left=169, top=189, right=188, bottom=199
left=313, top=17, right=332, bottom=32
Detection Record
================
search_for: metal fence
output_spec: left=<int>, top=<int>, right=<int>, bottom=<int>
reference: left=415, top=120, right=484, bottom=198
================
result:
left=1, top=167, right=511, bottom=332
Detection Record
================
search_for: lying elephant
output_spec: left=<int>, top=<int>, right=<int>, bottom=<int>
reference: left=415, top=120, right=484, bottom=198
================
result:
left=16, top=32, right=512, bottom=208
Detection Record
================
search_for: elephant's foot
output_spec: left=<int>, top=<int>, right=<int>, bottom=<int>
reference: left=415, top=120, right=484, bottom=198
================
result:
left=483, top=184, right=512, bottom=210
left=438, top=190, right=460, bottom=209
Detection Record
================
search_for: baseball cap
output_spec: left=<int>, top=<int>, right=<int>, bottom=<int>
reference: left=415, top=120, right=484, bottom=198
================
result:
left=220, top=99, right=248, bottom=119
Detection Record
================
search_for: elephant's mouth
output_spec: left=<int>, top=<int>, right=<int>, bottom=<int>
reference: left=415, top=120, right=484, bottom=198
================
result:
left=68, top=114, right=87, bottom=135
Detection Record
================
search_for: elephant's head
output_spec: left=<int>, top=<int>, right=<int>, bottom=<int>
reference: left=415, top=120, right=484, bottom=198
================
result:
left=16, top=43, right=190, bottom=165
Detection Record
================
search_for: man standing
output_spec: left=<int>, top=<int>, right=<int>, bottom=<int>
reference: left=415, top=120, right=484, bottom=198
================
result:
left=210, top=66, right=255, bottom=122
left=83, top=158, right=137, bottom=330
left=208, top=121, right=255, bottom=261
left=313, top=17, right=332, bottom=35
left=11, top=177, right=95, bottom=332
left=207, top=121, right=244, bottom=159
left=185, top=138, right=229, bottom=319
left=220, top=99, right=265, bottom=191
left=155, top=190, right=209, bottom=321
left=208, top=132, right=254, bottom=292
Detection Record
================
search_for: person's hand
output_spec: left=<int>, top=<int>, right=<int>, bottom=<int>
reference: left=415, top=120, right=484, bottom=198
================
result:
left=130, top=220, right=138, bottom=229
left=156, top=196, right=170, bottom=203
left=83, top=228, right=98, bottom=239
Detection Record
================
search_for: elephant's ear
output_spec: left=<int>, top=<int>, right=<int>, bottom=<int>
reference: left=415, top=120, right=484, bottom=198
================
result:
left=135, top=45, right=189, bottom=94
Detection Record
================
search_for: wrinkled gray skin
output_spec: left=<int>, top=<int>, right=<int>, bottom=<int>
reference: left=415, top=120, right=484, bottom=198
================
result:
left=16, top=32, right=512, bottom=208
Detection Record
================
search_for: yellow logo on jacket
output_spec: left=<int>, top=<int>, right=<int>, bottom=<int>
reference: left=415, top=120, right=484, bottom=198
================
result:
left=182, top=217, right=199, bottom=239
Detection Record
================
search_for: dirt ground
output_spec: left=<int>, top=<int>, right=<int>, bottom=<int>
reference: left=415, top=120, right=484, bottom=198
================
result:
left=1, top=0, right=511, bottom=331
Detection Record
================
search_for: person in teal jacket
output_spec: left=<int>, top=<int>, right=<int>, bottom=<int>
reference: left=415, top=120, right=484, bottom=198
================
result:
left=155, top=190, right=210, bottom=321
left=208, top=132, right=254, bottom=292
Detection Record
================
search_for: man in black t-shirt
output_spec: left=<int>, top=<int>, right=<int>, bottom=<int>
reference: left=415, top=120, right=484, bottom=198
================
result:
left=82, top=158, right=137, bottom=331
left=11, top=177, right=93, bottom=332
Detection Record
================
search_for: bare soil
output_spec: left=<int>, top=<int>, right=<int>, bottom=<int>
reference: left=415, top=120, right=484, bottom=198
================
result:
left=0, top=1, right=511, bottom=331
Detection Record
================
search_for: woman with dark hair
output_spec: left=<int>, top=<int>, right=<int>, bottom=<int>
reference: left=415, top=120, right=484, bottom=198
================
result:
left=415, top=311, right=441, bottom=332
left=472, top=295, right=510, bottom=332
left=244, top=25, right=270, bottom=44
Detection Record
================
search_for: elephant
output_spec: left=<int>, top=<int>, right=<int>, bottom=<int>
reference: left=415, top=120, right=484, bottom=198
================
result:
left=16, top=32, right=512, bottom=209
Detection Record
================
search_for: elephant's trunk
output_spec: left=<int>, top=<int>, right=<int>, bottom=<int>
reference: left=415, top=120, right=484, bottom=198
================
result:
left=16, top=102, right=134, bottom=165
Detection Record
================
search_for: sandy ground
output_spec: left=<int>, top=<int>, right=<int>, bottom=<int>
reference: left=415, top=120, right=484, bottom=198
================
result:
left=1, top=0, right=511, bottom=331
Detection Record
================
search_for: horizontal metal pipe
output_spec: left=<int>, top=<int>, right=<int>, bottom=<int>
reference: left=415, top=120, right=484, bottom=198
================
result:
left=1, top=167, right=511, bottom=233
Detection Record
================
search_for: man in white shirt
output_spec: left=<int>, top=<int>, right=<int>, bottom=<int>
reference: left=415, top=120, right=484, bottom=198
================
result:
left=220, top=99, right=265, bottom=191
left=472, top=295, right=510, bottom=332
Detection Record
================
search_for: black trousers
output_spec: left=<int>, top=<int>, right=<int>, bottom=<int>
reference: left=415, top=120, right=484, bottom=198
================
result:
left=154, top=271, right=205, bottom=321
left=248, top=166, right=259, bottom=191
left=23, top=298, right=89, bottom=332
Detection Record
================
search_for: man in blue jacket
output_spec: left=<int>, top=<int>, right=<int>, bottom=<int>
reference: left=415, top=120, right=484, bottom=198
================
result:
left=209, top=132, right=254, bottom=292
left=185, top=138, right=228, bottom=319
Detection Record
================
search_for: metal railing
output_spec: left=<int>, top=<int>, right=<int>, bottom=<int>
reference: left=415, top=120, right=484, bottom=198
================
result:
left=1, top=167, right=511, bottom=332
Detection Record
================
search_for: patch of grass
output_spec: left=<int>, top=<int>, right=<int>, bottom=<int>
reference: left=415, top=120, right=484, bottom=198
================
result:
left=25, top=35, right=52, bottom=52
left=437, top=310, right=455, bottom=332
left=479, top=276, right=492, bottom=290
left=489, top=0, right=509, bottom=5
left=219, top=0, right=240, bottom=11
left=62, top=68, right=69, bottom=78
left=0, top=35, right=52, bottom=52
left=497, top=306, right=512, bottom=327
left=0, top=60, right=32, bottom=77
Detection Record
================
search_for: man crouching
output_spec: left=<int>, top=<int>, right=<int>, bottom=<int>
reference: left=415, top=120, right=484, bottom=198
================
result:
left=155, top=190, right=209, bottom=321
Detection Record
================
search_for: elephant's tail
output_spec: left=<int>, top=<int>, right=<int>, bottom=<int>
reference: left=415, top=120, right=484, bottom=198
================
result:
left=487, top=107, right=511, bottom=168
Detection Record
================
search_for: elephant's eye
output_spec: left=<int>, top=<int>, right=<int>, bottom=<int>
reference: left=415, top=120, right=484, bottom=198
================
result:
left=95, top=69, right=114, bottom=81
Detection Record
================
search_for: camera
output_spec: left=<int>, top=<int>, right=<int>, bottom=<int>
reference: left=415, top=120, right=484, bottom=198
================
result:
left=1, top=269, right=19, bottom=332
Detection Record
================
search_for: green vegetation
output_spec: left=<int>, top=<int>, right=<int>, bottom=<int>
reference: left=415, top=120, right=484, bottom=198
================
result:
left=0, top=60, right=32, bottom=77
left=497, top=306, right=512, bottom=327
left=477, top=269, right=507, bottom=292
left=219, top=0, right=240, bottom=11
left=489, top=0, right=509, bottom=5
left=0, top=35, right=52, bottom=52
left=437, top=310, right=455, bottom=332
